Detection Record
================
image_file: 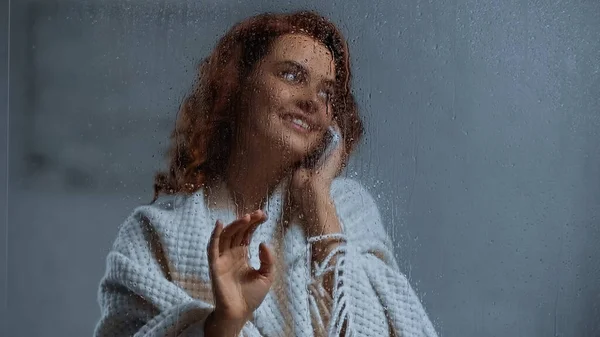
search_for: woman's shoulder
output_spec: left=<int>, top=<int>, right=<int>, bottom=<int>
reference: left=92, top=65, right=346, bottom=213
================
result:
left=330, top=176, right=389, bottom=240
left=330, top=177, right=380, bottom=218
left=113, top=191, right=208, bottom=245
left=330, top=176, right=377, bottom=208
left=133, top=192, right=205, bottom=221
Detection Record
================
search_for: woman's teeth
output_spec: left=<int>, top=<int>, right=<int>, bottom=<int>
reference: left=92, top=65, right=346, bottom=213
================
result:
left=287, top=117, right=310, bottom=130
left=292, top=118, right=309, bottom=130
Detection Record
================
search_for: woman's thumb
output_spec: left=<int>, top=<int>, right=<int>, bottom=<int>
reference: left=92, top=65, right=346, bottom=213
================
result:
left=257, top=242, right=275, bottom=281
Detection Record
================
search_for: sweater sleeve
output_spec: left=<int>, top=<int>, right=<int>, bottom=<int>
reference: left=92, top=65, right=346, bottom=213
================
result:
left=93, top=208, right=263, bottom=337
left=306, top=178, right=438, bottom=337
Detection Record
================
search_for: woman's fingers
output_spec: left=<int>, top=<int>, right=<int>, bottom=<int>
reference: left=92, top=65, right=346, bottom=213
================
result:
left=208, top=219, right=224, bottom=264
left=231, top=211, right=267, bottom=247
left=239, top=212, right=268, bottom=246
left=241, top=222, right=260, bottom=247
left=218, top=210, right=267, bottom=252
left=219, top=213, right=251, bottom=252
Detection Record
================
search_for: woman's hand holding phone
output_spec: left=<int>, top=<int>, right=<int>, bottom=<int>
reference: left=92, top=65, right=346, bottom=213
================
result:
left=288, top=123, right=346, bottom=236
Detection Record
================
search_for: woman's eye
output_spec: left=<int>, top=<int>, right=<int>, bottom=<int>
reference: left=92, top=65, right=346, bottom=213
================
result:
left=282, top=71, right=299, bottom=82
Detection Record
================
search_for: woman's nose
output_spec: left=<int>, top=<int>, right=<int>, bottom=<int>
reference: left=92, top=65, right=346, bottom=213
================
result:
left=296, top=97, right=317, bottom=115
left=296, top=88, right=320, bottom=115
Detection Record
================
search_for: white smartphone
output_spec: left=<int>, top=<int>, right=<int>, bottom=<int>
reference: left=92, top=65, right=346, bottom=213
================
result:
left=307, top=126, right=341, bottom=169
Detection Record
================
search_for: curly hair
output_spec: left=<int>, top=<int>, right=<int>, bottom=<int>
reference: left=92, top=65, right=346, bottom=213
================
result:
left=152, top=10, right=364, bottom=202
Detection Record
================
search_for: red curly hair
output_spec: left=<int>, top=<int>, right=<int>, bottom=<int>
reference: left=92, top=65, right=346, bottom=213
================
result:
left=153, top=10, right=364, bottom=202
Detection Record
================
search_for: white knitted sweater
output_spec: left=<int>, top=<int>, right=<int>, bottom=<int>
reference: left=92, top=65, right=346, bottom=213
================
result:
left=94, top=176, right=438, bottom=337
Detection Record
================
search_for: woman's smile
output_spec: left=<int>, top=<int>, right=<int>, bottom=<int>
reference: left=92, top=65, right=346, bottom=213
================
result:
left=282, top=116, right=311, bottom=133
left=279, top=110, right=319, bottom=134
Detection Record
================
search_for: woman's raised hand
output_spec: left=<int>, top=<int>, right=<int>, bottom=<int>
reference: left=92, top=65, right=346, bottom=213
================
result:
left=207, top=210, right=275, bottom=324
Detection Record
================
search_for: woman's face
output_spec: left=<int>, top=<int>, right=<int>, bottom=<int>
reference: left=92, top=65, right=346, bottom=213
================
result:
left=240, top=33, right=336, bottom=163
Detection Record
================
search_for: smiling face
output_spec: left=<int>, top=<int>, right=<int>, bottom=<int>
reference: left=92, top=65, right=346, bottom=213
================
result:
left=238, top=33, right=336, bottom=164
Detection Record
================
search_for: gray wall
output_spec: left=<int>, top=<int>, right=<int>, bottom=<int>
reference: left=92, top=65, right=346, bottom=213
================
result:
left=1, top=0, right=8, bottom=334
left=4, top=0, right=600, bottom=336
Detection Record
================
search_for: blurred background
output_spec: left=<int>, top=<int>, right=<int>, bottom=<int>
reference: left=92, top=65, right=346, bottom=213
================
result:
left=2, top=0, right=600, bottom=336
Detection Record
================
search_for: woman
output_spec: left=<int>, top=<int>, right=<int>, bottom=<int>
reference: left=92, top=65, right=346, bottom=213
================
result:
left=94, top=10, right=438, bottom=337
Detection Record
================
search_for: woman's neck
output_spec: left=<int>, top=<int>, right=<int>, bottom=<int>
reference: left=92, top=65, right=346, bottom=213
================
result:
left=224, top=141, right=295, bottom=218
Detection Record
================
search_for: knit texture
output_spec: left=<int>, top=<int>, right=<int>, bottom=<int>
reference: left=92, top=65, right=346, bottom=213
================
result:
left=94, top=176, right=438, bottom=336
